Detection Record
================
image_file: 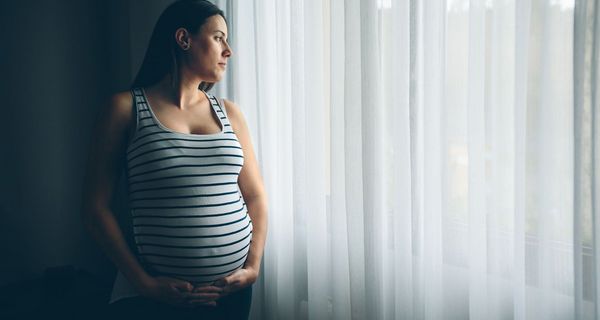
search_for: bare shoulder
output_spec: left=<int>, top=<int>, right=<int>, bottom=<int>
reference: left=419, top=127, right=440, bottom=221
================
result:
left=221, top=98, right=244, bottom=122
left=90, top=90, right=135, bottom=142
left=222, top=98, right=253, bottom=140
left=106, top=90, right=134, bottom=123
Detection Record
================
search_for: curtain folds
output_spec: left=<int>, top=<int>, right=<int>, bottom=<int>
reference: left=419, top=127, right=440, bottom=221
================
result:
left=211, top=0, right=599, bottom=319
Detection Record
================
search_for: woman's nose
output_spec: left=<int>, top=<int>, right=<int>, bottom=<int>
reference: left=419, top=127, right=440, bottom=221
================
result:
left=224, top=42, right=233, bottom=57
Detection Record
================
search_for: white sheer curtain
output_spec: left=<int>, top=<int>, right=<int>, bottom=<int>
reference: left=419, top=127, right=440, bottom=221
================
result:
left=209, top=0, right=599, bottom=319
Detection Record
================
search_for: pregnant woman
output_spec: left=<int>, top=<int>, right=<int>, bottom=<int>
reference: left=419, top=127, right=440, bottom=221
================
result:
left=80, top=1, right=268, bottom=319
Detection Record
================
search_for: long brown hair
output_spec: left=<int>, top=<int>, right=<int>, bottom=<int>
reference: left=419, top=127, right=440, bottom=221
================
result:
left=130, top=0, right=226, bottom=92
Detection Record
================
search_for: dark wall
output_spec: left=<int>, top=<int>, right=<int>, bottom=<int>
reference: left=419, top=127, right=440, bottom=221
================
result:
left=0, top=0, right=170, bottom=294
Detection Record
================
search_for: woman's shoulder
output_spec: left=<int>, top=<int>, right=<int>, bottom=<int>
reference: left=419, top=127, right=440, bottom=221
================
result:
left=92, top=90, right=135, bottom=137
left=221, top=99, right=252, bottom=136
left=109, top=90, right=134, bottom=116
left=102, top=90, right=135, bottom=125
left=221, top=98, right=243, bottom=122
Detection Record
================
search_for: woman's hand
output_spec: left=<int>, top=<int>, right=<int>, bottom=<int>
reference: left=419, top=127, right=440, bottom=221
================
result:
left=139, top=276, right=222, bottom=308
left=196, top=267, right=258, bottom=299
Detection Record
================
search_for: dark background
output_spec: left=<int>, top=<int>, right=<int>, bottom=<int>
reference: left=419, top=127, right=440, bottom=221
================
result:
left=0, top=0, right=175, bottom=316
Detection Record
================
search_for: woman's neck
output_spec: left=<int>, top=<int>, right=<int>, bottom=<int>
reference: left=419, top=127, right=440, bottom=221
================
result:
left=149, top=74, right=206, bottom=110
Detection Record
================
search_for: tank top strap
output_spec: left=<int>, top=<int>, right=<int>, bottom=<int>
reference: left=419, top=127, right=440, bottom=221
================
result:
left=210, top=96, right=234, bottom=134
left=128, top=87, right=155, bottom=144
left=130, top=88, right=233, bottom=135
left=131, top=87, right=149, bottom=113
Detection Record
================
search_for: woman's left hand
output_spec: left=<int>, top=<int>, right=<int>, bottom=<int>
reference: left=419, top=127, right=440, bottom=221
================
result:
left=199, top=267, right=258, bottom=298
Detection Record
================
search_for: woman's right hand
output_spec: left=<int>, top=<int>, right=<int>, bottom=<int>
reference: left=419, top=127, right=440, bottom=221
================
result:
left=139, top=276, right=222, bottom=308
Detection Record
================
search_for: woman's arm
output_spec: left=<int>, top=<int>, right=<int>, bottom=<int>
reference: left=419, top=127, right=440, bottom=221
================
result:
left=224, top=99, right=268, bottom=275
left=80, top=92, right=154, bottom=292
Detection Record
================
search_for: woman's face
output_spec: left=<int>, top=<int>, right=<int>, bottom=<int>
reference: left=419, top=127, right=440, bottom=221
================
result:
left=181, top=14, right=232, bottom=83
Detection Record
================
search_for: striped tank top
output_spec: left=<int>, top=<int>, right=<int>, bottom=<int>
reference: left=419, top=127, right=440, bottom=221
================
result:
left=124, top=87, right=253, bottom=287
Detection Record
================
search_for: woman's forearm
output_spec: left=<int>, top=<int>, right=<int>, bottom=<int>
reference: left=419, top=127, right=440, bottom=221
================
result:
left=243, top=196, right=268, bottom=273
left=82, top=208, right=152, bottom=292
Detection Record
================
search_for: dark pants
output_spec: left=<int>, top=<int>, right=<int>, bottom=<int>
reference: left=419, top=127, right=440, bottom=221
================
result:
left=107, top=285, right=252, bottom=320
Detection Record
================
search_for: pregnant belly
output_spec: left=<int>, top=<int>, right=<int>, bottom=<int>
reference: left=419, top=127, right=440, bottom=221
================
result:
left=132, top=208, right=253, bottom=285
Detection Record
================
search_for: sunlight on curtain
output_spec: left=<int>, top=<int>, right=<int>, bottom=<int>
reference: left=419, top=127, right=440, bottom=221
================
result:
left=218, top=0, right=599, bottom=319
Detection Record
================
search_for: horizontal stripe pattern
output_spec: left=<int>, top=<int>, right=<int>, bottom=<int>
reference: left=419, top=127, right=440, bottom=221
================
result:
left=125, top=87, right=252, bottom=286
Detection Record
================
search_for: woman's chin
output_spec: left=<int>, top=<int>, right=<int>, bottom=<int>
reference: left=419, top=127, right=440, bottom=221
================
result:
left=205, top=74, right=223, bottom=83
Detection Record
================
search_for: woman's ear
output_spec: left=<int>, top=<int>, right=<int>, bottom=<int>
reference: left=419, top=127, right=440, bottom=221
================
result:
left=175, top=27, right=191, bottom=50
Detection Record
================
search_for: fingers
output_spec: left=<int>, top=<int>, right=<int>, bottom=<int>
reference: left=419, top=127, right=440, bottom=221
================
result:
left=177, top=279, right=244, bottom=308
left=184, top=293, right=220, bottom=308
left=146, top=277, right=221, bottom=309
left=183, top=286, right=223, bottom=307
left=162, top=278, right=197, bottom=307
left=213, top=277, right=231, bottom=287
left=169, top=279, right=194, bottom=293
left=197, top=279, right=241, bottom=297
left=182, top=291, right=221, bottom=300
left=191, top=285, right=224, bottom=294
left=168, top=293, right=216, bottom=309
